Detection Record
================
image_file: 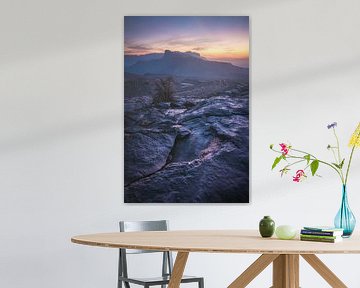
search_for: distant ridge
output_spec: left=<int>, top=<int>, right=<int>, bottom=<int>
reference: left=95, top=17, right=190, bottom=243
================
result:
left=125, top=50, right=248, bottom=80
left=124, top=53, right=163, bottom=67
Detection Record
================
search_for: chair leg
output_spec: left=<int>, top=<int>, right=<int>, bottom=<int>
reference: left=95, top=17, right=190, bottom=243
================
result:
left=118, top=250, right=122, bottom=288
left=118, top=279, right=130, bottom=288
left=198, top=278, right=204, bottom=288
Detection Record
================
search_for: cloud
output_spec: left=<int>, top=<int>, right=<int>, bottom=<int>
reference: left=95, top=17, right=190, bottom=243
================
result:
left=125, top=44, right=154, bottom=51
left=167, top=38, right=216, bottom=46
left=192, top=47, right=205, bottom=51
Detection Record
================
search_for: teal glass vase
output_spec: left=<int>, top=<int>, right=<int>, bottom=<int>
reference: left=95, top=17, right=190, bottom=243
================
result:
left=334, top=185, right=356, bottom=237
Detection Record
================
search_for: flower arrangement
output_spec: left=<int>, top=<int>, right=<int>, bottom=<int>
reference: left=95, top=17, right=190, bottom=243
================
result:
left=270, top=122, right=360, bottom=237
left=270, top=122, right=360, bottom=185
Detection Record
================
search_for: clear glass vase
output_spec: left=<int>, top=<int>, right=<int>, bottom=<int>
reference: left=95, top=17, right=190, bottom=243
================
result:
left=334, top=185, right=356, bottom=237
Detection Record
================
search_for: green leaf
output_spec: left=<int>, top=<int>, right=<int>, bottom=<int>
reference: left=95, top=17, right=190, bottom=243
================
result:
left=332, top=159, right=345, bottom=169
left=280, top=167, right=290, bottom=177
left=271, top=156, right=282, bottom=170
left=270, top=144, right=274, bottom=149
left=304, top=154, right=311, bottom=164
left=339, top=159, right=345, bottom=169
left=310, top=160, right=319, bottom=176
left=332, top=162, right=341, bottom=169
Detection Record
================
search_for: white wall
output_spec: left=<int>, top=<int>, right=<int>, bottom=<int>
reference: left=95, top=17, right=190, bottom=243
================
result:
left=1, top=0, right=360, bottom=287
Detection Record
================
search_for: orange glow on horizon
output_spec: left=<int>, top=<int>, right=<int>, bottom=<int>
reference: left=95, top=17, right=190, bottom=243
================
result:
left=125, top=17, right=249, bottom=66
left=124, top=30, right=249, bottom=66
left=201, top=48, right=249, bottom=60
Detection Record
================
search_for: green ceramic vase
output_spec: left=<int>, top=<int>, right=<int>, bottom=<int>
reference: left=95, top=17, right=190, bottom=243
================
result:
left=259, top=216, right=275, bottom=238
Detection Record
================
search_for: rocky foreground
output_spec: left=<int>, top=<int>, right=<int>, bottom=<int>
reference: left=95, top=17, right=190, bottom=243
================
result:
left=124, top=81, right=249, bottom=203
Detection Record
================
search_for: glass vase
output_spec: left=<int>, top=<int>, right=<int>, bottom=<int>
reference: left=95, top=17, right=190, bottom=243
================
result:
left=334, top=185, right=356, bottom=237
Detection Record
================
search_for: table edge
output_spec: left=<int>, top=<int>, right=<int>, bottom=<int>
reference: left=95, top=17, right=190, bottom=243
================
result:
left=71, top=236, right=360, bottom=255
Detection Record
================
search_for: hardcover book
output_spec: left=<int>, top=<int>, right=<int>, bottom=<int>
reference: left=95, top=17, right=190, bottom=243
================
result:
left=301, top=229, right=343, bottom=237
left=303, top=226, right=344, bottom=232
left=300, top=234, right=341, bottom=240
left=300, top=236, right=343, bottom=243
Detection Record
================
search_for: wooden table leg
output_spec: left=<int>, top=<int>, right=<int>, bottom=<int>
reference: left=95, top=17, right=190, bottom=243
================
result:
left=288, top=255, right=299, bottom=288
left=301, top=254, right=347, bottom=288
left=228, top=254, right=279, bottom=288
left=168, top=252, right=189, bottom=288
left=272, top=254, right=299, bottom=288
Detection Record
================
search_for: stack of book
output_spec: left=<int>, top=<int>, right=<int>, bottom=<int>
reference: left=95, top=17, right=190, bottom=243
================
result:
left=300, top=226, right=344, bottom=243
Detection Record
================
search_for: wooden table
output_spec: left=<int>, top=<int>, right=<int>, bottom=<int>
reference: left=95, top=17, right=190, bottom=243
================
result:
left=71, top=230, right=360, bottom=288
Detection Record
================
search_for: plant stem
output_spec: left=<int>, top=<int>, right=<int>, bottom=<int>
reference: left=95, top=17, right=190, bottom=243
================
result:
left=289, top=148, right=344, bottom=183
left=284, top=159, right=306, bottom=169
left=330, top=148, right=338, bottom=164
left=306, top=158, right=342, bottom=180
left=333, top=128, right=342, bottom=164
left=332, top=128, right=345, bottom=182
left=345, top=130, right=360, bottom=185
left=345, top=145, right=356, bottom=185
left=271, top=148, right=343, bottom=182
left=291, top=148, right=317, bottom=159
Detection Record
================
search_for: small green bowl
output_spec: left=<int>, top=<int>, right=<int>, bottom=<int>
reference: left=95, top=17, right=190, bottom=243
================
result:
left=275, top=225, right=297, bottom=240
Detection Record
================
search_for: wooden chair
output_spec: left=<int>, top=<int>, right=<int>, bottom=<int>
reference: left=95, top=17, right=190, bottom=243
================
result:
left=118, top=220, right=204, bottom=288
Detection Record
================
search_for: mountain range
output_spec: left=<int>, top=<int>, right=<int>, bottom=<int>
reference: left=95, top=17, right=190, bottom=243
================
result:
left=124, top=50, right=248, bottom=80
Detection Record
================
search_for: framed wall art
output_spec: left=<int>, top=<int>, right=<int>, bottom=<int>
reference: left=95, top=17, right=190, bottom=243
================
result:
left=124, top=16, right=249, bottom=203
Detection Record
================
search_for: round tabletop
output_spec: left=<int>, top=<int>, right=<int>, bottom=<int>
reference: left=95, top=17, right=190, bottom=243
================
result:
left=71, top=230, right=360, bottom=254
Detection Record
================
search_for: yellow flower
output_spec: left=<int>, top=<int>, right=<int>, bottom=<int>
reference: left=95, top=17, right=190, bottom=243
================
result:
left=349, top=122, right=360, bottom=147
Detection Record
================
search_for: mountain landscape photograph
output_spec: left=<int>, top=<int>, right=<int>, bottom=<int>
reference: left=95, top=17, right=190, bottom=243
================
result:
left=124, top=16, right=249, bottom=203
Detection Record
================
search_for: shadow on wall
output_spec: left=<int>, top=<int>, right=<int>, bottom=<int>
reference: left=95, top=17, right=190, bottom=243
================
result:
left=2, top=54, right=360, bottom=154
left=0, top=0, right=123, bottom=65
left=0, top=0, right=289, bottom=65
left=0, top=113, right=122, bottom=154
left=255, top=56, right=360, bottom=92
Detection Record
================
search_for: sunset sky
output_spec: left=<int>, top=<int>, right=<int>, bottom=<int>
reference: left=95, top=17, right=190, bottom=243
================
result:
left=124, top=16, right=249, bottom=67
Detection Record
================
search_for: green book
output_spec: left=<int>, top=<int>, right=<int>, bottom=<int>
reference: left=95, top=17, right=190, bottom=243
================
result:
left=300, top=236, right=342, bottom=243
left=300, top=234, right=339, bottom=240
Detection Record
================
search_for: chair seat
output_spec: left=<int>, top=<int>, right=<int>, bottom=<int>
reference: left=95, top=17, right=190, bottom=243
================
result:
left=119, top=275, right=203, bottom=286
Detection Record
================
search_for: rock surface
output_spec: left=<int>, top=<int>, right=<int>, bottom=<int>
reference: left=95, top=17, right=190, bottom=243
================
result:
left=124, top=80, right=249, bottom=203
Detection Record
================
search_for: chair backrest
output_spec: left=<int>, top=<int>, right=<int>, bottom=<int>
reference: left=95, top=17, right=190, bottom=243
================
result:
left=119, top=220, right=169, bottom=254
left=118, top=220, right=173, bottom=284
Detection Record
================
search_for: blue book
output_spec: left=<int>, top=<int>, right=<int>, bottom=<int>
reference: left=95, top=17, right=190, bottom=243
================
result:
left=302, top=226, right=343, bottom=236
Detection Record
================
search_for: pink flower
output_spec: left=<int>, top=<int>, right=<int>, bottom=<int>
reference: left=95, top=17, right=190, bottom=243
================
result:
left=279, top=143, right=289, bottom=155
left=293, top=170, right=306, bottom=182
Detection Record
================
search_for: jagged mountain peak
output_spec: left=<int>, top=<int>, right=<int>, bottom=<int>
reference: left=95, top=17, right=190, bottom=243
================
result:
left=125, top=50, right=248, bottom=80
left=163, top=50, right=204, bottom=59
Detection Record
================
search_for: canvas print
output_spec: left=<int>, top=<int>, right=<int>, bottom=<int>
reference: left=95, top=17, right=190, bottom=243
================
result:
left=124, top=16, right=249, bottom=203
